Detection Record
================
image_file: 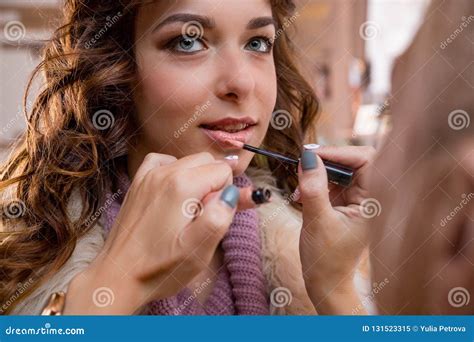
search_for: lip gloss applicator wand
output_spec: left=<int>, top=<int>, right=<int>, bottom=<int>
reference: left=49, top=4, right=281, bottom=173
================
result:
left=225, top=140, right=354, bottom=187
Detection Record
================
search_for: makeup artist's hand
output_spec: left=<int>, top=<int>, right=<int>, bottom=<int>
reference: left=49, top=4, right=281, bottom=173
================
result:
left=297, top=146, right=375, bottom=314
left=64, top=152, right=240, bottom=314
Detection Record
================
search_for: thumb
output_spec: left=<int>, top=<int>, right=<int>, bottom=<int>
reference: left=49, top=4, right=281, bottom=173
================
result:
left=298, top=150, right=332, bottom=214
left=182, top=185, right=239, bottom=263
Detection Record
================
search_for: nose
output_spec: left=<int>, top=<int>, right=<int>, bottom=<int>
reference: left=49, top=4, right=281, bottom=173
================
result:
left=213, top=46, right=256, bottom=104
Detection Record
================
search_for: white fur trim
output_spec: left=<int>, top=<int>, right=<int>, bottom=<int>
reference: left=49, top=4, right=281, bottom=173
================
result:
left=10, top=190, right=106, bottom=315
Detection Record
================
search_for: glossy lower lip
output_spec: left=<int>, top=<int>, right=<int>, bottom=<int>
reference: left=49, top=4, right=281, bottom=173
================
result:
left=201, top=117, right=256, bottom=127
left=201, top=125, right=255, bottom=148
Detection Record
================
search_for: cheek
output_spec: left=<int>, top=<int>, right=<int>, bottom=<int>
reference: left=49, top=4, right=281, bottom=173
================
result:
left=254, top=69, right=277, bottom=140
left=134, top=63, right=209, bottom=140
left=137, top=67, right=203, bottom=115
left=260, top=65, right=278, bottom=113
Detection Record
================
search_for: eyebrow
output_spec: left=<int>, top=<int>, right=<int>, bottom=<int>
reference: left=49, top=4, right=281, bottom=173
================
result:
left=152, top=13, right=277, bottom=33
left=247, top=16, right=277, bottom=30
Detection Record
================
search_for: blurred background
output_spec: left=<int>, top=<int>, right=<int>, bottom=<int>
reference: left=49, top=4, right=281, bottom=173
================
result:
left=0, top=0, right=432, bottom=160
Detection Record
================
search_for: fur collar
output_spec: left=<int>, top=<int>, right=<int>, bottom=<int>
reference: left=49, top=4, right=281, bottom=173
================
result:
left=11, top=167, right=372, bottom=315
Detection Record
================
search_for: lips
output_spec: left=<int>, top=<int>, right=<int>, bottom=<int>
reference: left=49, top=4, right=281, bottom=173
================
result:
left=200, top=122, right=252, bottom=133
left=199, top=117, right=257, bottom=147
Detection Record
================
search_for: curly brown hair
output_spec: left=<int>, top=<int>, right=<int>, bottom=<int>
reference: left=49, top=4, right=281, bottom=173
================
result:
left=0, top=0, right=318, bottom=313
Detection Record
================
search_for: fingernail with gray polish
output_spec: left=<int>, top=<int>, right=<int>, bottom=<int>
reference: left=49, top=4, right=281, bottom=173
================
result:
left=224, top=155, right=239, bottom=160
left=301, top=150, right=318, bottom=171
left=220, top=185, right=240, bottom=208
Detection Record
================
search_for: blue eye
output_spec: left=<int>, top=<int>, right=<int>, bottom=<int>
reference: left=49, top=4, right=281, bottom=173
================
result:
left=246, top=36, right=273, bottom=53
left=165, top=35, right=273, bottom=54
left=168, top=36, right=206, bottom=53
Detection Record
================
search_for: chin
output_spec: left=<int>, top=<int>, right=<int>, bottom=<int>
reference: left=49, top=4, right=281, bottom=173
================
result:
left=231, top=163, right=247, bottom=177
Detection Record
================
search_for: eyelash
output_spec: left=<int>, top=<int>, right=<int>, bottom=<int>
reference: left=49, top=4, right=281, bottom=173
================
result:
left=164, top=35, right=274, bottom=54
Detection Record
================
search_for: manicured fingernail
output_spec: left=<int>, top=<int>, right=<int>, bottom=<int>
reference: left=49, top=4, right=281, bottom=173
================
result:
left=301, top=150, right=317, bottom=171
left=251, top=187, right=272, bottom=205
left=220, top=185, right=240, bottom=208
left=292, top=187, right=301, bottom=202
left=224, top=155, right=239, bottom=160
left=304, top=144, right=320, bottom=150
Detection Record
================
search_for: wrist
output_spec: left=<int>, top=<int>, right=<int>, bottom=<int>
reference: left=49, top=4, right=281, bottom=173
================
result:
left=305, top=277, right=365, bottom=315
left=63, top=262, right=145, bottom=315
left=310, top=287, right=365, bottom=315
left=305, top=273, right=353, bottom=295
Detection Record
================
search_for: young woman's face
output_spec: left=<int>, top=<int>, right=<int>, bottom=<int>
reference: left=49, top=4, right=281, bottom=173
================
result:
left=132, top=0, right=277, bottom=175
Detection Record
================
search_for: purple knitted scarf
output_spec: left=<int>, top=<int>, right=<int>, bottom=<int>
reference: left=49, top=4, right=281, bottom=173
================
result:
left=102, top=168, right=269, bottom=315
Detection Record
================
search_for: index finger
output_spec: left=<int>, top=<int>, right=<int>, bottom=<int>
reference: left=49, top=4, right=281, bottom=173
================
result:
left=311, top=146, right=376, bottom=170
left=134, top=153, right=178, bottom=181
